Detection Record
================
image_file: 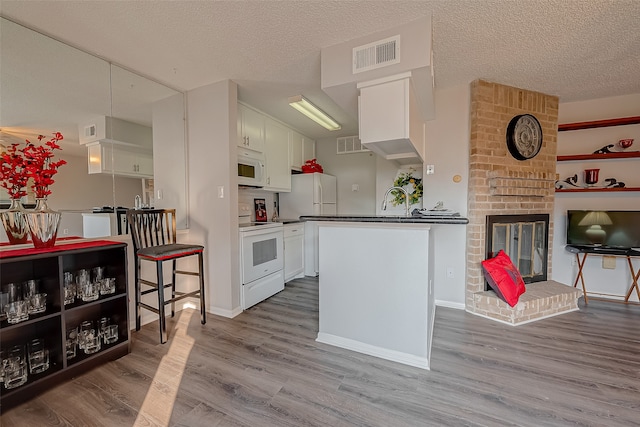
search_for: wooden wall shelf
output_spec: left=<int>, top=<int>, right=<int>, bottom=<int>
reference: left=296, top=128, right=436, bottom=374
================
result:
left=556, top=187, right=640, bottom=193
left=558, top=116, right=640, bottom=131
left=557, top=152, right=640, bottom=162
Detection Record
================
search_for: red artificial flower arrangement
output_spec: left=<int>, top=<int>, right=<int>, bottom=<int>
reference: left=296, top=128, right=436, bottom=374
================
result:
left=0, top=132, right=66, bottom=199
left=0, top=143, right=30, bottom=199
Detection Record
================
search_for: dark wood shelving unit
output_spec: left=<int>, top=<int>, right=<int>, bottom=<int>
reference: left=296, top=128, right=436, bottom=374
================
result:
left=557, top=152, right=640, bottom=162
left=558, top=116, right=640, bottom=131
left=555, top=187, right=640, bottom=193
left=0, top=241, right=129, bottom=410
left=557, top=116, right=638, bottom=193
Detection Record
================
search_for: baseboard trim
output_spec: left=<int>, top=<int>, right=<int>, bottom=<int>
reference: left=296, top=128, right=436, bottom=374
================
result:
left=209, top=305, right=243, bottom=318
left=435, top=300, right=465, bottom=310
left=316, top=332, right=430, bottom=370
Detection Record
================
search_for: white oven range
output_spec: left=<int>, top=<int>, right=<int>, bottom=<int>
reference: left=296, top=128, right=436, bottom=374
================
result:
left=239, top=221, right=284, bottom=309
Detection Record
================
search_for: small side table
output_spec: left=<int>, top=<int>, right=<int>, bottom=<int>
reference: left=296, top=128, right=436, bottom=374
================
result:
left=566, top=245, right=640, bottom=304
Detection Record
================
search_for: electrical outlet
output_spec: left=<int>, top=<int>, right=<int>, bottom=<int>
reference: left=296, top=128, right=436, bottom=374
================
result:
left=426, top=165, right=435, bottom=175
left=62, top=228, right=69, bottom=235
left=446, top=267, right=455, bottom=279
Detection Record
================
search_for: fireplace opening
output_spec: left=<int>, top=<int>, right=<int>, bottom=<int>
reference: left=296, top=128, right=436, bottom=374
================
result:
left=485, top=214, right=549, bottom=289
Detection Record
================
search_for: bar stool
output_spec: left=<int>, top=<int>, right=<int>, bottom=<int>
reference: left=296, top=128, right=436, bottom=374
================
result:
left=127, top=209, right=206, bottom=343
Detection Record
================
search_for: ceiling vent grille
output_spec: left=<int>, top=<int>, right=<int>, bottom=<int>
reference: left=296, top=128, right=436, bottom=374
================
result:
left=353, top=35, right=400, bottom=74
left=337, top=136, right=368, bottom=154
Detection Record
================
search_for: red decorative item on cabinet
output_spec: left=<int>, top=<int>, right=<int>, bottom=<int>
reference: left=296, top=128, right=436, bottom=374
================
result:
left=301, top=159, right=323, bottom=173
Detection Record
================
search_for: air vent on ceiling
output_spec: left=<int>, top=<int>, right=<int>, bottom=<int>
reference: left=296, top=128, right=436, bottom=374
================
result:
left=352, top=35, right=400, bottom=74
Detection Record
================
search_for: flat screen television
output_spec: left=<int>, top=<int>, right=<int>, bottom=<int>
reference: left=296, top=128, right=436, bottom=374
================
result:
left=566, top=210, right=640, bottom=249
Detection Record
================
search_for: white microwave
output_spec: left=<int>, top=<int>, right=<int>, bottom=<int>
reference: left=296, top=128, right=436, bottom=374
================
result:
left=238, top=148, right=265, bottom=187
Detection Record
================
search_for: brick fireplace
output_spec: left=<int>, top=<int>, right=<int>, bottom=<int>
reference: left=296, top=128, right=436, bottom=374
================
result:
left=465, top=80, right=581, bottom=324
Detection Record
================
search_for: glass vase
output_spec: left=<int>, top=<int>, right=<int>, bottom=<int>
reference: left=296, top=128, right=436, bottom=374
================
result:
left=25, top=198, right=61, bottom=249
left=1, top=199, right=30, bottom=244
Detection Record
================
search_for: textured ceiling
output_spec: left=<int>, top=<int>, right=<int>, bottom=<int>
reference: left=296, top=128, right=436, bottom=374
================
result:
left=2, top=0, right=640, bottom=142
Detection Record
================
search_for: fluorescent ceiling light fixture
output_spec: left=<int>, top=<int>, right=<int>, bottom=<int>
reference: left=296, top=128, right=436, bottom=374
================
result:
left=288, top=95, right=341, bottom=131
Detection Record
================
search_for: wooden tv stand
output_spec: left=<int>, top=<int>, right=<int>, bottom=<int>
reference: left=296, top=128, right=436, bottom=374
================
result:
left=566, top=245, right=640, bottom=304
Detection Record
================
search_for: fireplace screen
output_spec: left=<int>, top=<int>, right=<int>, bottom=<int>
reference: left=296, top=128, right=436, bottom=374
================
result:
left=486, top=214, right=549, bottom=285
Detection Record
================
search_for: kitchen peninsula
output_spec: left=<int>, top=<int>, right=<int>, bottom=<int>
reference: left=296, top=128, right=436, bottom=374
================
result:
left=300, top=215, right=468, bottom=369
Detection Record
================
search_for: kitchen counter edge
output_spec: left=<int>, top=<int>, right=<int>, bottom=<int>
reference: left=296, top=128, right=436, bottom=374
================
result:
left=299, top=215, right=469, bottom=225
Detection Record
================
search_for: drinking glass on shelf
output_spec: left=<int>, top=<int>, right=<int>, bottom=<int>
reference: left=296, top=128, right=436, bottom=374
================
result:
left=4, top=345, right=28, bottom=389
left=27, top=338, right=50, bottom=374
left=82, top=282, right=100, bottom=302
left=0, top=348, right=7, bottom=384
left=29, top=293, right=47, bottom=314
left=5, top=282, right=24, bottom=303
left=99, top=317, right=119, bottom=344
left=78, top=321, right=92, bottom=350
left=76, top=269, right=90, bottom=300
left=92, top=266, right=105, bottom=283
left=63, top=272, right=76, bottom=305
left=24, top=279, right=40, bottom=298
left=66, top=326, right=78, bottom=360
left=100, top=278, right=116, bottom=295
left=80, top=320, right=101, bottom=354
left=0, top=291, right=9, bottom=321
left=5, top=300, right=29, bottom=324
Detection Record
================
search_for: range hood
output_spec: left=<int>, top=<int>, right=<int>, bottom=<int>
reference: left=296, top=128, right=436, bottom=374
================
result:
left=321, top=16, right=434, bottom=163
left=78, top=116, right=152, bottom=149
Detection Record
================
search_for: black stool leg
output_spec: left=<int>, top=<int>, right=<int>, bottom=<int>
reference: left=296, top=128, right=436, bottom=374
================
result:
left=135, top=255, right=141, bottom=331
left=171, top=259, right=176, bottom=317
left=198, top=252, right=206, bottom=325
left=156, top=259, right=168, bottom=344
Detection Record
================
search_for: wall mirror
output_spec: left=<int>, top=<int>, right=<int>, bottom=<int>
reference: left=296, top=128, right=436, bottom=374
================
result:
left=0, top=17, right=187, bottom=240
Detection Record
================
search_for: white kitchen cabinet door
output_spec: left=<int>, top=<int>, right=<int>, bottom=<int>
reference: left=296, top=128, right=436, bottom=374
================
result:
left=358, top=74, right=424, bottom=162
left=264, top=118, right=291, bottom=192
left=289, top=130, right=316, bottom=171
left=303, top=137, right=316, bottom=163
left=284, top=224, right=304, bottom=282
left=87, top=142, right=106, bottom=174
left=289, top=130, right=303, bottom=170
left=237, top=103, right=265, bottom=152
left=87, top=142, right=153, bottom=178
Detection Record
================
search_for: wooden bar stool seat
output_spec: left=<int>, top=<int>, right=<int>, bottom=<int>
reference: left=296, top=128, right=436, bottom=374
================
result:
left=127, top=209, right=206, bottom=343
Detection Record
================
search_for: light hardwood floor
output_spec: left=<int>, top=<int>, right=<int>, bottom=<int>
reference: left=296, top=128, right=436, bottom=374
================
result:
left=2, top=277, right=639, bottom=426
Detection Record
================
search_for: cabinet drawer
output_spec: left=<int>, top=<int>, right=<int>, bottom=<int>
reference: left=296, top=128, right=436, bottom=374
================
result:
left=284, top=224, right=304, bottom=238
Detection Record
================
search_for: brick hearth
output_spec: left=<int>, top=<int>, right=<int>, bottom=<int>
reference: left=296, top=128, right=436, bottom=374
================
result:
left=472, top=280, right=582, bottom=325
left=465, top=80, right=580, bottom=324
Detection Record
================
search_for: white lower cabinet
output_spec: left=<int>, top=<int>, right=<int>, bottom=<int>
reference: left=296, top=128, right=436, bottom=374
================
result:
left=284, top=223, right=304, bottom=282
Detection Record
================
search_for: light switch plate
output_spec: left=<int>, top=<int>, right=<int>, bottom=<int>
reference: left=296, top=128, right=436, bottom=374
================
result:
left=602, top=256, right=616, bottom=269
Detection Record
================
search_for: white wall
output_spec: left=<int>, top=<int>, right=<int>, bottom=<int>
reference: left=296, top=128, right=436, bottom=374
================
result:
left=186, top=80, right=241, bottom=317
left=153, top=92, right=189, bottom=229
left=315, top=138, right=377, bottom=215
left=423, top=84, right=470, bottom=308
left=552, top=93, right=640, bottom=302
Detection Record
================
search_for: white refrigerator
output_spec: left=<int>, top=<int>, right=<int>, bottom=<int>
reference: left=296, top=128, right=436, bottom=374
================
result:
left=279, top=173, right=337, bottom=276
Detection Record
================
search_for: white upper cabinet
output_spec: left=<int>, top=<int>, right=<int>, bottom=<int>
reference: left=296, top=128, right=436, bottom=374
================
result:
left=358, top=73, right=425, bottom=164
left=87, top=141, right=153, bottom=179
left=237, top=103, right=265, bottom=152
left=289, top=130, right=316, bottom=171
left=264, top=118, right=291, bottom=192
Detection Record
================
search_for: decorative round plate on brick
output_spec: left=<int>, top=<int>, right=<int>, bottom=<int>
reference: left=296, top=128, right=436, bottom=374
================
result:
left=506, top=114, right=543, bottom=160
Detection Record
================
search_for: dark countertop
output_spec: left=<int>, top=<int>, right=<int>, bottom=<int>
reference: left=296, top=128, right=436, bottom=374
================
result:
left=276, top=218, right=303, bottom=225
left=299, top=215, right=469, bottom=225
